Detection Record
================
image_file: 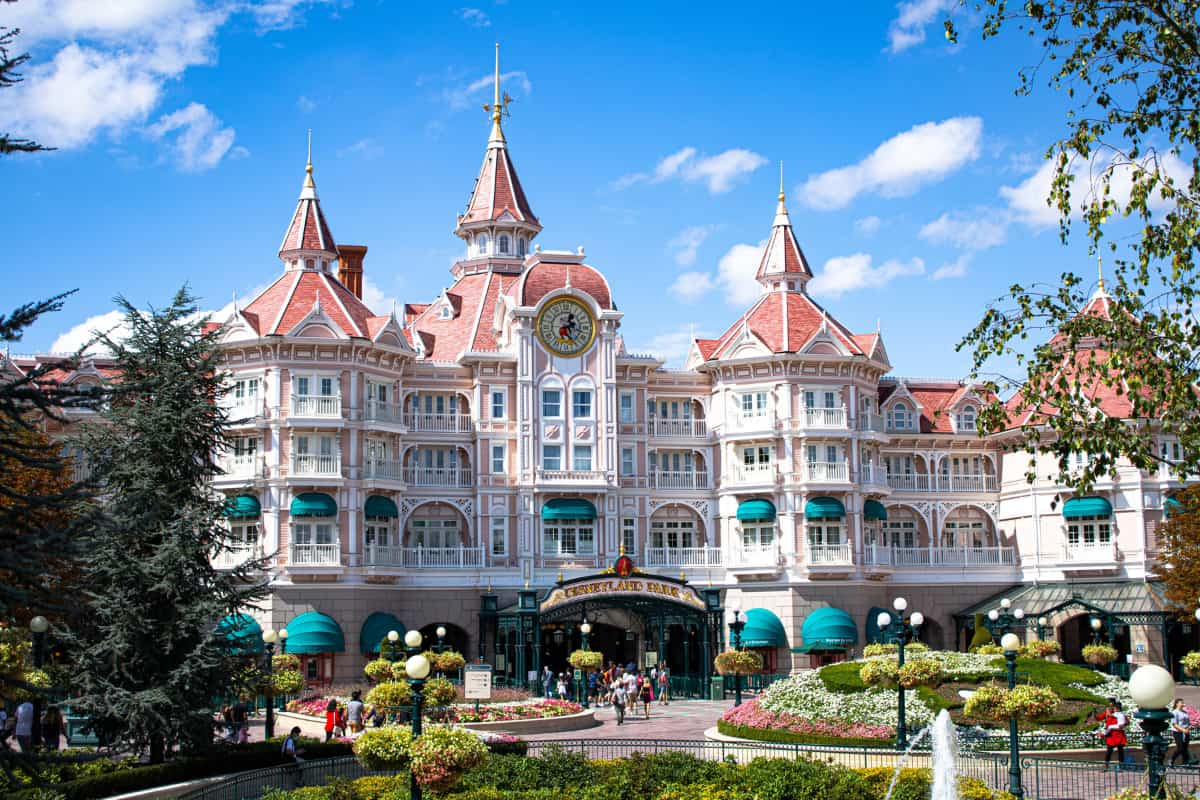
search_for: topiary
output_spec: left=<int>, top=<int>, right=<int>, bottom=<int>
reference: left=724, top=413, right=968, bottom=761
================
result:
left=364, top=658, right=395, bottom=683
left=969, top=614, right=994, bottom=650
left=366, top=680, right=412, bottom=711
left=424, top=676, right=457, bottom=707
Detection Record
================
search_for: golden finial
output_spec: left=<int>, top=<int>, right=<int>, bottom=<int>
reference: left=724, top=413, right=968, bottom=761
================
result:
left=487, top=580, right=493, bottom=594
left=482, top=42, right=512, bottom=144
left=302, top=129, right=315, bottom=192
left=1097, top=255, right=1106, bottom=294
left=680, top=570, right=687, bottom=582
left=619, top=542, right=625, bottom=556
left=557, top=570, right=564, bottom=584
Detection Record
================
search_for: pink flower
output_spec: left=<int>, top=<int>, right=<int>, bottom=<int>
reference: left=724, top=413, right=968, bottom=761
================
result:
left=721, top=699, right=892, bottom=740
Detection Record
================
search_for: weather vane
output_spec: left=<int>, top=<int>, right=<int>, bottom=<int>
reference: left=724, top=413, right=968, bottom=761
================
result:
left=483, top=42, right=513, bottom=126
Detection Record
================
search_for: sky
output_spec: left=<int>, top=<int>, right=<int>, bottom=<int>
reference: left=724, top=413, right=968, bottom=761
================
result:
left=3, top=0, right=1129, bottom=377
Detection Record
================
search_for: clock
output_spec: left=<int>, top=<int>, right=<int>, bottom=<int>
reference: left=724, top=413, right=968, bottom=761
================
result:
left=536, top=297, right=596, bottom=357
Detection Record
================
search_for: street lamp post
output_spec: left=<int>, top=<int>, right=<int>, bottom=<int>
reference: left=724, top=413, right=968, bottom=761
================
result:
left=579, top=619, right=592, bottom=710
left=277, top=628, right=289, bottom=710
left=727, top=605, right=746, bottom=707
left=1130, top=664, right=1177, bottom=800
left=1001, top=632, right=1025, bottom=800
left=1036, top=616, right=1048, bottom=642
left=435, top=626, right=447, bottom=655
left=985, top=597, right=1027, bottom=643
left=262, top=629, right=278, bottom=740
left=29, top=616, right=48, bottom=749
left=404, top=650, right=432, bottom=800
left=876, top=597, right=924, bottom=751
left=1091, top=617, right=1104, bottom=646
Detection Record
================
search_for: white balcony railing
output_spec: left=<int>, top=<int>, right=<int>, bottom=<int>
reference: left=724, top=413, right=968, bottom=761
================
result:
left=290, top=394, right=342, bottom=418
left=727, top=463, right=778, bottom=484
left=402, top=467, right=473, bottom=487
left=289, top=543, right=340, bottom=566
left=403, top=413, right=473, bottom=433
left=649, top=418, right=708, bottom=438
left=365, top=400, right=405, bottom=424
left=224, top=400, right=265, bottom=421
left=536, top=469, right=607, bottom=483
left=803, top=407, right=847, bottom=428
left=1060, top=541, right=1119, bottom=563
left=364, top=459, right=404, bottom=481
left=734, top=411, right=773, bottom=430
left=213, top=545, right=261, bottom=570
left=728, top=543, right=781, bottom=568
left=644, top=546, right=723, bottom=567
left=863, top=544, right=893, bottom=566
left=887, top=473, right=932, bottom=492
left=649, top=471, right=709, bottom=489
left=858, top=464, right=888, bottom=485
left=803, top=461, right=850, bottom=482
left=365, top=545, right=485, bottom=569
left=220, top=453, right=264, bottom=479
left=807, top=542, right=853, bottom=564
left=291, top=453, right=341, bottom=476
left=857, top=412, right=886, bottom=433
left=945, top=474, right=999, bottom=493
left=890, top=546, right=1017, bottom=566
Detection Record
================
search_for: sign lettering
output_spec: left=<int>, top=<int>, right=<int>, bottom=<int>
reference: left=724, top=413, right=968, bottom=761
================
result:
left=540, top=577, right=705, bottom=613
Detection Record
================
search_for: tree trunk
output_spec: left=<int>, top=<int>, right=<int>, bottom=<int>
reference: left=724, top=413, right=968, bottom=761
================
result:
left=150, top=733, right=165, bottom=764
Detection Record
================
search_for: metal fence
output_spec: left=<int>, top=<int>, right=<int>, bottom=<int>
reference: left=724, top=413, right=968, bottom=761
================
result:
left=178, top=755, right=390, bottom=800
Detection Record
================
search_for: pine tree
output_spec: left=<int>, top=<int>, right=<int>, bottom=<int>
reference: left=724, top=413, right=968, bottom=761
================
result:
left=1, top=0, right=51, bottom=156
left=64, top=288, right=268, bottom=762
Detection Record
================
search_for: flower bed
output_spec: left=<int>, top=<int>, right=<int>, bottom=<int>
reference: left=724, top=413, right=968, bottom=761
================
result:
left=720, top=698, right=893, bottom=744
left=446, top=699, right=582, bottom=723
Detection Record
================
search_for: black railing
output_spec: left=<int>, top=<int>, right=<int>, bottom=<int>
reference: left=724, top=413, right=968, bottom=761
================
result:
left=178, top=755, right=390, bottom=800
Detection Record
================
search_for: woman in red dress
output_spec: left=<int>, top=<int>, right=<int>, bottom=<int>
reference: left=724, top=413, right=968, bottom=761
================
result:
left=1100, top=699, right=1128, bottom=769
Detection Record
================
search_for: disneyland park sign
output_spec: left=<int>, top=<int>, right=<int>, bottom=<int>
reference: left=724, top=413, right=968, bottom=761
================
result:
left=540, top=576, right=707, bottom=613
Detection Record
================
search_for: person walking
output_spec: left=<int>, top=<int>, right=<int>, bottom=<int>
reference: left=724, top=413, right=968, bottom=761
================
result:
left=638, top=673, right=653, bottom=719
left=347, top=691, right=365, bottom=735
left=657, top=665, right=670, bottom=705
left=231, top=698, right=248, bottom=744
left=40, top=705, right=64, bottom=751
left=1171, top=699, right=1193, bottom=765
left=611, top=681, right=627, bottom=725
left=14, top=700, right=34, bottom=752
left=281, top=726, right=306, bottom=788
left=556, top=673, right=567, bottom=701
left=543, top=666, right=554, bottom=699
left=1100, top=699, right=1128, bottom=770
left=323, top=698, right=338, bottom=742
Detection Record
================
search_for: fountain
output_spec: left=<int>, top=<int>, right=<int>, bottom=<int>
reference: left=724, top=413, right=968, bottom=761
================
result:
left=883, top=709, right=959, bottom=800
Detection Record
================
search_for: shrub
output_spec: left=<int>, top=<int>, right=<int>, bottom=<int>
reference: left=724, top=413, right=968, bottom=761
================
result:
left=1021, top=640, right=1061, bottom=659
left=713, top=650, right=762, bottom=675
left=819, top=661, right=868, bottom=692
left=273, top=653, right=301, bottom=671
left=436, top=650, right=468, bottom=673
left=1183, top=651, right=1200, bottom=677
left=352, top=727, right=413, bottom=770
left=424, top=676, right=457, bottom=707
left=964, top=684, right=1008, bottom=721
left=366, top=681, right=412, bottom=711
left=862, top=643, right=896, bottom=657
left=859, top=658, right=899, bottom=688
left=973, top=643, right=1003, bottom=655
left=1083, top=644, right=1118, bottom=666
left=364, top=659, right=396, bottom=683
left=567, top=649, right=603, bottom=671
left=897, top=660, right=942, bottom=689
left=273, top=669, right=305, bottom=695
left=1004, top=684, right=1061, bottom=720
left=410, top=726, right=488, bottom=793
left=482, top=734, right=528, bottom=756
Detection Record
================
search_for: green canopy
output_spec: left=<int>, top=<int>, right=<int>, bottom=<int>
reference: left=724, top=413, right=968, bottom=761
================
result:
left=541, top=498, right=596, bottom=521
left=805, top=497, right=845, bottom=519
left=365, top=495, right=399, bottom=518
left=1166, top=496, right=1184, bottom=516
left=224, top=494, right=261, bottom=519
left=217, top=613, right=264, bottom=655
left=291, top=492, right=337, bottom=518
left=285, top=611, right=345, bottom=654
left=791, top=642, right=848, bottom=653
left=863, top=500, right=888, bottom=521
left=741, top=608, right=788, bottom=648
left=736, top=499, right=776, bottom=522
left=360, top=612, right=405, bottom=654
left=800, top=607, right=858, bottom=649
left=1062, top=496, right=1112, bottom=519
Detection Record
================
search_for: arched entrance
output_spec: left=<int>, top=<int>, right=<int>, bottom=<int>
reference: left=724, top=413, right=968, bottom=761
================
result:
left=420, top=622, right=470, bottom=658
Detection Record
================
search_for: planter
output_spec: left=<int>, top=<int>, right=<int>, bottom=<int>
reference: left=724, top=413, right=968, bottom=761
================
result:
left=460, top=708, right=599, bottom=734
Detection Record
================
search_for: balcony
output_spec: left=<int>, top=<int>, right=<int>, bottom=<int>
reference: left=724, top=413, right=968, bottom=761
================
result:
left=1058, top=541, right=1119, bottom=570
left=802, top=461, right=850, bottom=482
left=644, top=546, right=723, bottom=568
left=649, top=471, right=709, bottom=490
left=857, top=412, right=886, bottom=433
left=887, top=473, right=932, bottom=493
left=885, top=546, right=1017, bottom=567
left=291, top=394, right=342, bottom=419
left=800, top=407, right=847, bottom=429
left=535, top=469, right=608, bottom=485
left=290, top=453, right=341, bottom=477
left=403, top=413, right=473, bottom=434
left=858, top=464, right=889, bottom=487
left=219, top=453, right=265, bottom=481
left=213, top=545, right=262, bottom=571
left=289, top=543, right=340, bottom=566
left=728, top=543, right=782, bottom=573
left=403, top=467, right=473, bottom=488
left=807, top=542, right=853, bottom=565
left=731, top=412, right=775, bottom=432
left=649, top=418, right=708, bottom=438
left=224, top=400, right=266, bottom=423
left=944, top=474, right=999, bottom=493
left=726, top=463, right=778, bottom=486
left=364, top=400, right=405, bottom=425
left=363, top=459, right=404, bottom=482
left=365, top=545, right=484, bottom=569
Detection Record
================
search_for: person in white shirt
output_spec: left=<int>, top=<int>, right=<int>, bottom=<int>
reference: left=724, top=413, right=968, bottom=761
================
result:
left=610, top=682, right=627, bottom=725
left=15, top=701, right=34, bottom=752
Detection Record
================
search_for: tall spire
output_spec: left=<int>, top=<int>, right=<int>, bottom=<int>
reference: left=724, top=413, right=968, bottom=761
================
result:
left=1097, top=255, right=1107, bottom=295
left=483, top=42, right=509, bottom=147
left=756, top=165, right=812, bottom=289
left=280, top=130, right=337, bottom=265
left=303, top=128, right=315, bottom=194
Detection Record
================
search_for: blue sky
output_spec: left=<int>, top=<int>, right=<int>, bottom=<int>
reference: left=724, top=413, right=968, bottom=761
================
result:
left=4, top=0, right=1118, bottom=376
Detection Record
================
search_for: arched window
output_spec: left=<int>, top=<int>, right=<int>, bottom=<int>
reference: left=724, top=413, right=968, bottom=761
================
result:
left=518, top=237, right=527, bottom=257
left=477, top=234, right=490, bottom=255
left=957, top=405, right=977, bottom=432
left=305, top=258, right=315, bottom=270
left=888, top=402, right=911, bottom=431
left=498, top=234, right=510, bottom=254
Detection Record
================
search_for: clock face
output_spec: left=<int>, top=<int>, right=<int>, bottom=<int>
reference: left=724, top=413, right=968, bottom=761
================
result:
left=536, top=297, right=596, bottom=357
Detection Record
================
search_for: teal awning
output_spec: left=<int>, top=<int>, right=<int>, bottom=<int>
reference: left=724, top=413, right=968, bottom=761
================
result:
left=865, top=606, right=889, bottom=644
left=291, top=492, right=337, bottom=518
left=864, top=500, right=887, bottom=521
left=217, top=613, right=264, bottom=655
left=737, top=499, right=776, bottom=522
left=1062, top=496, right=1112, bottom=519
left=365, top=495, right=399, bottom=518
left=224, top=494, right=261, bottom=519
left=542, top=498, right=596, bottom=521
left=801, top=607, right=858, bottom=648
left=791, top=641, right=849, bottom=653
left=1166, top=496, right=1184, bottom=516
left=360, top=612, right=405, bottom=654
left=805, top=496, right=845, bottom=519
left=741, top=608, right=788, bottom=648
left=285, top=611, right=345, bottom=654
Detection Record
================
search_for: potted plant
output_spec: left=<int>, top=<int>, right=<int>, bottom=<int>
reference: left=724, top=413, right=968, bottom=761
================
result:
left=713, top=650, right=763, bottom=676
left=898, top=659, right=943, bottom=688
left=1182, top=651, right=1200, bottom=677
left=1083, top=643, right=1118, bottom=667
left=568, top=649, right=603, bottom=672
left=1021, top=640, right=1061, bottom=659
left=964, top=682, right=1060, bottom=721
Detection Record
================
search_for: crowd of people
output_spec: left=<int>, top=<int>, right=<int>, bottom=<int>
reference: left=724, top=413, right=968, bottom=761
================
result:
left=542, top=662, right=671, bottom=725
left=0, top=701, right=66, bottom=752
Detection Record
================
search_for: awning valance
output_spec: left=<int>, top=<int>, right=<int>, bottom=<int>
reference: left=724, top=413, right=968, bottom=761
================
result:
left=805, top=497, right=845, bottom=519
left=217, top=613, right=263, bottom=655
left=285, top=611, right=345, bottom=654
left=736, top=499, right=776, bottom=522
left=741, top=608, right=788, bottom=648
left=791, top=641, right=849, bottom=653
left=864, top=500, right=888, bottom=521
left=360, top=612, right=405, bottom=654
left=801, top=606, right=858, bottom=648
left=1062, top=496, right=1112, bottom=519
left=224, top=494, right=261, bottom=519
left=365, top=495, right=399, bottom=518
left=542, top=498, right=596, bottom=521
left=291, top=492, right=337, bottom=518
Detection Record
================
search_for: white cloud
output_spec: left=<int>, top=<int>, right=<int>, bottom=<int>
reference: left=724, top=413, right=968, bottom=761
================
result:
left=361, top=277, right=401, bottom=318
left=717, top=241, right=768, bottom=305
left=249, top=0, right=340, bottom=32
left=638, top=324, right=712, bottom=367
left=613, top=147, right=767, bottom=194
left=50, top=310, right=128, bottom=355
left=337, top=138, right=383, bottom=159
left=931, top=253, right=971, bottom=280
left=919, top=209, right=1007, bottom=250
left=887, top=0, right=957, bottom=53
left=456, top=8, right=491, bottom=27
left=667, top=225, right=716, bottom=266
left=297, top=95, right=316, bottom=113
left=808, top=253, right=925, bottom=298
left=669, top=271, right=716, bottom=303
left=442, top=71, right=533, bottom=110
left=146, top=102, right=242, bottom=171
left=800, top=117, right=982, bottom=210
left=854, top=215, right=882, bottom=236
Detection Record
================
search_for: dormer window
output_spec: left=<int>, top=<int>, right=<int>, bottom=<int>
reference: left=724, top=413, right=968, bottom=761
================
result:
left=305, top=258, right=315, bottom=269
left=439, top=305, right=452, bottom=320
left=957, top=405, right=977, bottom=432
left=498, top=234, right=510, bottom=254
left=888, top=402, right=913, bottom=431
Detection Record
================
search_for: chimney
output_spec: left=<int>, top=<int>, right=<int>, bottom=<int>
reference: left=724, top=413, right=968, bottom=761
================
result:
left=337, top=244, right=367, bottom=299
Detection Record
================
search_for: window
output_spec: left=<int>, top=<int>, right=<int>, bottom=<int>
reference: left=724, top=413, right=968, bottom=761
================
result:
left=541, top=389, right=562, bottom=417
left=491, top=517, right=507, bottom=556
left=518, top=237, right=527, bottom=257
left=826, top=445, right=839, bottom=463
left=572, top=390, right=593, bottom=418
left=231, top=377, right=259, bottom=406
left=619, top=392, right=635, bottom=423
left=743, top=446, right=771, bottom=466
left=491, top=443, right=506, bottom=474
left=542, top=520, right=595, bottom=555
left=944, top=520, right=985, bottom=548
left=410, top=518, right=458, bottom=549
left=622, top=518, right=636, bottom=554
left=366, top=438, right=388, bottom=461
left=230, top=521, right=259, bottom=549
left=231, top=436, right=258, bottom=458
left=542, top=445, right=562, bottom=471
left=888, top=402, right=912, bottom=431
left=439, top=305, right=452, bottom=320
left=740, top=392, right=768, bottom=417
left=824, top=391, right=837, bottom=409
left=1066, top=515, right=1112, bottom=549
left=365, top=516, right=392, bottom=549
left=292, top=522, right=335, bottom=545
left=651, top=519, right=696, bottom=549
left=806, top=523, right=842, bottom=546
left=498, top=234, right=510, bottom=254
left=573, top=445, right=593, bottom=471
left=477, top=234, right=489, bottom=254
left=621, top=447, right=635, bottom=476
left=885, top=520, right=916, bottom=549
left=491, top=390, right=506, bottom=419
left=740, top=524, right=775, bottom=550
left=957, top=405, right=977, bottom=432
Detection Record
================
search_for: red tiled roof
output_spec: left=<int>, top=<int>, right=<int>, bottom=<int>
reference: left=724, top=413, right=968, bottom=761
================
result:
left=520, top=262, right=613, bottom=309
left=694, top=338, right=720, bottom=359
left=409, top=273, right=491, bottom=361
left=242, top=270, right=379, bottom=338
left=878, top=381, right=998, bottom=433
left=706, top=291, right=864, bottom=359
left=280, top=195, right=336, bottom=255
left=461, top=145, right=539, bottom=226
left=754, top=214, right=811, bottom=280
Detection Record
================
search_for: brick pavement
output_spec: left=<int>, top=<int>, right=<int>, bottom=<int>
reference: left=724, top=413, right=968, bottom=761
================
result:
left=525, top=698, right=735, bottom=741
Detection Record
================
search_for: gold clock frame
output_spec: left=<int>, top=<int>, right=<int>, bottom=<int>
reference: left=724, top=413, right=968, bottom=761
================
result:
left=535, top=296, right=597, bottom=357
